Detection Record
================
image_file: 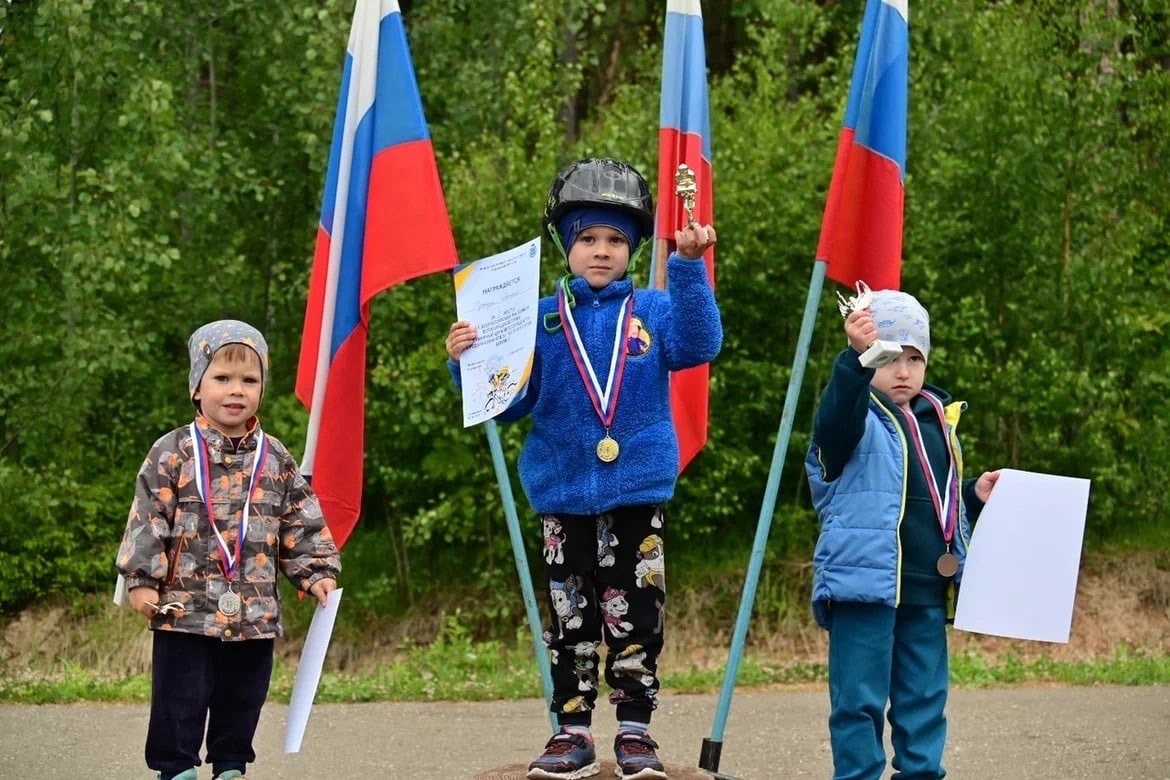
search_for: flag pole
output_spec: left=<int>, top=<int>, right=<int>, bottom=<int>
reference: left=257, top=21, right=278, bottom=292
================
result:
left=700, top=260, right=826, bottom=773
left=483, top=419, right=556, bottom=733
left=300, top=96, right=358, bottom=479
left=652, top=238, right=670, bottom=290
left=298, top=0, right=372, bottom=479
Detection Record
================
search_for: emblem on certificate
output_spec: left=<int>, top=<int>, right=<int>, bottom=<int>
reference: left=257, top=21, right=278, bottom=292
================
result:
left=675, top=164, right=698, bottom=229
left=218, top=589, right=241, bottom=617
left=836, top=280, right=903, bottom=369
left=596, top=435, right=620, bottom=463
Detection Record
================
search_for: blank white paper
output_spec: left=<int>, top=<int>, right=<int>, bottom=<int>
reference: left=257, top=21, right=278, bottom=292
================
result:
left=953, top=469, right=1090, bottom=643
left=284, top=588, right=343, bottom=753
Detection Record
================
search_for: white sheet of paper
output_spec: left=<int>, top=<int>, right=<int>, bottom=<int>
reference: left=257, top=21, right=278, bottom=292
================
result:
left=453, top=237, right=541, bottom=427
left=954, top=469, right=1090, bottom=643
left=283, top=588, right=343, bottom=754
left=112, top=573, right=129, bottom=606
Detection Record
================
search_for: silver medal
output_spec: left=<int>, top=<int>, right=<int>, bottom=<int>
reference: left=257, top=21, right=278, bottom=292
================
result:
left=217, top=590, right=241, bottom=616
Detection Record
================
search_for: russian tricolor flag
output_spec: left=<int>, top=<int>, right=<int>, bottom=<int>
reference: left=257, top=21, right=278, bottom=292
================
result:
left=655, top=0, right=714, bottom=473
left=296, top=0, right=458, bottom=550
left=815, top=0, right=908, bottom=292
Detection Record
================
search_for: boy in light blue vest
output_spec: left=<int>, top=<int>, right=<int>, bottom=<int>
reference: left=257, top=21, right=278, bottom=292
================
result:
left=805, top=290, right=1000, bottom=780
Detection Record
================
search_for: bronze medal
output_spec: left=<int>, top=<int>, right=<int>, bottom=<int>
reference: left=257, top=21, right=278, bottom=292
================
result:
left=218, top=590, right=241, bottom=616
left=936, top=552, right=959, bottom=578
left=596, top=436, right=620, bottom=463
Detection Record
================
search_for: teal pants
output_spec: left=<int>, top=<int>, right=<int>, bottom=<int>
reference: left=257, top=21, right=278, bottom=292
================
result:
left=827, top=603, right=949, bottom=780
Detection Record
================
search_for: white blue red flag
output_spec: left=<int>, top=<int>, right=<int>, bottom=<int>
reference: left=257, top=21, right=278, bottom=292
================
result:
left=297, top=0, right=458, bottom=550
left=816, top=0, right=908, bottom=291
left=655, top=0, right=714, bottom=473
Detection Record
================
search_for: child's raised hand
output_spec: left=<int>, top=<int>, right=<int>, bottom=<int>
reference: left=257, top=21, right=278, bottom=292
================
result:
left=845, top=309, right=878, bottom=355
left=128, top=586, right=161, bottom=618
left=974, top=469, right=1002, bottom=503
left=675, top=223, right=717, bottom=260
left=446, top=321, right=477, bottom=361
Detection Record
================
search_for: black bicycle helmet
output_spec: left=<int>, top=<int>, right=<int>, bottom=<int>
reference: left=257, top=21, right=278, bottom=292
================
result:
left=544, top=157, right=655, bottom=244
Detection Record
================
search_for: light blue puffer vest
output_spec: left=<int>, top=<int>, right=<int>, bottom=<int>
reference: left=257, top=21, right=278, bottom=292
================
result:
left=805, top=394, right=971, bottom=629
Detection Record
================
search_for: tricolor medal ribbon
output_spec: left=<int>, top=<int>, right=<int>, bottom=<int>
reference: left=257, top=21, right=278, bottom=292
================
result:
left=558, top=287, right=633, bottom=462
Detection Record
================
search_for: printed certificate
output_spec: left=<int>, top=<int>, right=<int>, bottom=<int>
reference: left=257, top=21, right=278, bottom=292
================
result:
left=453, top=237, right=541, bottom=427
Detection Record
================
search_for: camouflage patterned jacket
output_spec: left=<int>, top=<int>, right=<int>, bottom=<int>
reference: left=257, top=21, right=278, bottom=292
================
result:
left=116, top=417, right=341, bottom=641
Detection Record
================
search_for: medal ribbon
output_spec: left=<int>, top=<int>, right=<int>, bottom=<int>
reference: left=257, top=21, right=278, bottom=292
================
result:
left=558, top=287, right=634, bottom=430
left=190, top=422, right=268, bottom=581
left=900, top=391, right=959, bottom=543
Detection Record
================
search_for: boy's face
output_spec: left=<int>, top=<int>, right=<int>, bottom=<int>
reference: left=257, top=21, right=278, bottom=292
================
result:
left=194, top=348, right=263, bottom=436
left=567, top=225, right=631, bottom=289
left=870, top=346, right=926, bottom=409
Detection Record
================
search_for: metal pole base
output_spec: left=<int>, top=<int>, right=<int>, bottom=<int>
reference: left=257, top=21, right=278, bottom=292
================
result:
left=697, top=738, right=743, bottom=779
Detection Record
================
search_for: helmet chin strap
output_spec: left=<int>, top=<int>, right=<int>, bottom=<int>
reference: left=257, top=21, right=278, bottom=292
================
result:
left=546, top=221, right=569, bottom=266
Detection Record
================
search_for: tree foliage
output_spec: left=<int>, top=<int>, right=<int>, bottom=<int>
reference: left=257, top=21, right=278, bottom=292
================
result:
left=1, top=0, right=1167, bottom=613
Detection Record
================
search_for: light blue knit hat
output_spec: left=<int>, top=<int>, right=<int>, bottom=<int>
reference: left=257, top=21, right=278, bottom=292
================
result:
left=869, top=291, right=930, bottom=362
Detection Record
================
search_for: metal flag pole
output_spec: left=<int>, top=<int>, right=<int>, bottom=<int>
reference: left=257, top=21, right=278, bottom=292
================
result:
left=699, top=261, right=826, bottom=773
left=484, top=419, right=557, bottom=733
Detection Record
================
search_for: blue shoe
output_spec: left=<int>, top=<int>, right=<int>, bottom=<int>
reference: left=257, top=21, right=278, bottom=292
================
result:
left=526, top=730, right=601, bottom=779
left=215, top=772, right=247, bottom=780
left=613, top=732, right=667, bottom=779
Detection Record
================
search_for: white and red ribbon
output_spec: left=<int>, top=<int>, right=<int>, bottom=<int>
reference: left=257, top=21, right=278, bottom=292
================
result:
left=901, top=391, right=959, bottom=543
left=190, top=422, right=268, bottom=581
left=557, top=288, right=633, bottom=430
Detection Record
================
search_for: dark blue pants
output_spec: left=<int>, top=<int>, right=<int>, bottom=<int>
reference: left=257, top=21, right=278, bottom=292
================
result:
left=827, top=603, right=949, bottom=780
left=146, top=630, right=274, bottom=778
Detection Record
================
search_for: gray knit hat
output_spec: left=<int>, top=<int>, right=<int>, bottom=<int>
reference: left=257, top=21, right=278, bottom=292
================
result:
left=187, top=319, right=270, bottom=401
left=869, top=291, right=930, bottom=362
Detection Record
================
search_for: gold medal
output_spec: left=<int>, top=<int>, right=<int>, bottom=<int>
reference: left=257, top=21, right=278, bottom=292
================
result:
left=936, top=552, right=959, bottom=578
left=596, top=436, right=620, bottom=463
left=218, top=590, right=241, bottom=617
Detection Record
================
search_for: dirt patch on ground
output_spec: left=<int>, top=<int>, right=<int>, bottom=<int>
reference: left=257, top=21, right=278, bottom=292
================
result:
left=2, top=550, right=1168, bottom=679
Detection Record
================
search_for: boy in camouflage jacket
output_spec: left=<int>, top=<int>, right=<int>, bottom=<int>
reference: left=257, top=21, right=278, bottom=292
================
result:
left=116, top=319, right=340, bottom=780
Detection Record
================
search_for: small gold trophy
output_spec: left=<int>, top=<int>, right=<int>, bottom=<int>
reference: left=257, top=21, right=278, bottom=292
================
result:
left=674, top=164, right=698, bottom=229
left=836, top=281, right=903, bottom=369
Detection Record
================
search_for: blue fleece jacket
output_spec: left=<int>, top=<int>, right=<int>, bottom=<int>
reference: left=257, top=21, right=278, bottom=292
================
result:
left=453, top=255, right=721, bottom=514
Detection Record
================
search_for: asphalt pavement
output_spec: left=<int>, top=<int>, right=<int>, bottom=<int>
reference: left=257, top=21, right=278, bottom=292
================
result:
left=2, top=686, right=1168, bottom=779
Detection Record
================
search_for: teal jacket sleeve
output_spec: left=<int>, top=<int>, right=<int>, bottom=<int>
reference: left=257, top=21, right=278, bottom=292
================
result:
left=810, top=348, right=873, bottom=483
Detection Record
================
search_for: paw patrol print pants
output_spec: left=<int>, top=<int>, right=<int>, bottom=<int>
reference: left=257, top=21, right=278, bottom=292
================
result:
left=539, top=503, right=666, bottom=727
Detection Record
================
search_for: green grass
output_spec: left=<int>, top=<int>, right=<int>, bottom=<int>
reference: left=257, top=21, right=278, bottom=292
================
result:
left=950, top=645, right=1170, bottom=688
left=3, top=630, right=1168, bottom=705
left=4, top=543, right=1167, bottom=705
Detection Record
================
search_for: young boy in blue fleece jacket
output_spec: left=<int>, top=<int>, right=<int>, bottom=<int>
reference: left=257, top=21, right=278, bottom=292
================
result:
left=447, top=157, right=721, bottom=780
left=805, top=290, right=1001, bottom=780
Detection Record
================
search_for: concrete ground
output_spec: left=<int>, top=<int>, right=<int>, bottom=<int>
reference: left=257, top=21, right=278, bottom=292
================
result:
left=2, top=686, right=1168, bottom=778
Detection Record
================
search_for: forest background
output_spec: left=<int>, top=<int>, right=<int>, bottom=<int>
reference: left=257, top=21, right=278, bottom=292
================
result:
left=1, top=0, right=1168, bottom=685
